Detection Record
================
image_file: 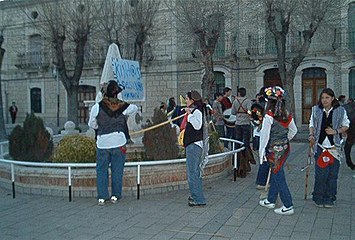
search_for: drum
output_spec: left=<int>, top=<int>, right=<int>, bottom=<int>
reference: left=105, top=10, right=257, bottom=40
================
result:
left=223, top=108, right=236, bottom=123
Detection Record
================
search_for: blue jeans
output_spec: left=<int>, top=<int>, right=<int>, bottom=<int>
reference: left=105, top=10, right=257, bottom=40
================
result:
left=96, top=147, right=126, bottom=200
left=186, top=144, right=206, bottom=204
left=224, top=126, right=236, bottom=148
left=312, top=146, right=340, bottom=205
left=256, top=161, right=269, bottom=186
left=267, top=165, right=293, bottom=208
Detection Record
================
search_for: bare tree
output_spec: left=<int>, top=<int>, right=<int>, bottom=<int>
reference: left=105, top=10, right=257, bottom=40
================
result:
left=0, top=31, right=6, bottom=140
left=19, top=0, right=99, bottom=124
left=125, top=0, right=161, bottom=64
left=264, top=0, right=340, bottom=114
left=169, top=0, right=236, bottom=99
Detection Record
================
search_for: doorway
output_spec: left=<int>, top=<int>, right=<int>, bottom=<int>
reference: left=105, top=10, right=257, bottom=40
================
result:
left=302, top=68, right=326, bottom=124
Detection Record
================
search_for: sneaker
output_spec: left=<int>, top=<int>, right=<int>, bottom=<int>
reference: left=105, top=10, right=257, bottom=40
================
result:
left=274, top=206, right=294, bottom=215
left=256, top=185, right=265, bottom=190
left=188, top=200, right=206, bottom=207
left=98, top=199, right=105, bottom=206
left=314, top=203, right=324, bottom=208
left=110, top=196, right=119, bottom=204
left=188, top=196, right=193, bottom=201
left=324, top=203, right=334, bottom=208
left=259, top=199, right=275, bottom=209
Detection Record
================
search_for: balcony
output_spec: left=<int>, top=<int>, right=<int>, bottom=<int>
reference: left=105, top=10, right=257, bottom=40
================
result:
left=15, top=51, right=50, bottom=70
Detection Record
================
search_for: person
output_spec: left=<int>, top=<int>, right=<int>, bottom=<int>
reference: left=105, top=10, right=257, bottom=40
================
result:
left=231, top=87, right=253, bottom=177
left=338, top=95, right=346, bottom=105
left=88, top=80, right=138, bottom=206
left=212, top=92, right=225, bottom=138
left=221, top=87, right=235, bottom=148
left=171, top=95, right=187, bottom=127
left=183, top=90, right=207, bottom=207
left=167, top=97, right=176, bottom=116
left=9, top=102, right=18, bottom=124
left=254, top=87, right=270, bottom=190
left=259, top=86, right=297, bottom=215
left=309, top=88, right=349, bottom=208
left=343, top=98, right=355, bottom=170
left=160, top=102, right=167, bottom=114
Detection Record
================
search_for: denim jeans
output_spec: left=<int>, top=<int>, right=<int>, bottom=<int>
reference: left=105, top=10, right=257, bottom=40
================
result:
left=224, top=126, right=236, bottom=148
left=267, top=165, right=293, bottom=208
left=312, top=146, right=340, bottom=205
left=256, top=161, right=269, bottom=186
left=96, top=147, right=126, bottom=200
left=186, top=143, right=206, bottom=204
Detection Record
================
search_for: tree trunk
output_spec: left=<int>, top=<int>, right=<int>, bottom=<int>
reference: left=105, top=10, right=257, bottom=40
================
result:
left=0, top=46, right=6, bottom=140
left=66, top=87, right=79, bottom=124
left=201, top=54, right=214, bottom=100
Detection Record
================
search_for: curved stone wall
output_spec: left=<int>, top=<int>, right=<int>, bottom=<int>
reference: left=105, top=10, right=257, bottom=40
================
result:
left=0, top=154, right=232, bottom=198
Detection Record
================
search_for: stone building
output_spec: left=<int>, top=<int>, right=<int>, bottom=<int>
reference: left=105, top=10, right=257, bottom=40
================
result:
left=0, top=0, right=354, bottom=130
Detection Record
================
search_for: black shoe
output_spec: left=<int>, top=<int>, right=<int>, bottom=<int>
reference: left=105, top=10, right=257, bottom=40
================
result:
left=188, top=196, right=193, bottom=201
left=188, top=200, right=206, bottom=207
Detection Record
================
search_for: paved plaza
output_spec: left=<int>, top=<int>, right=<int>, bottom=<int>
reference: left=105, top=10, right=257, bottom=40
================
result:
left=0, top=142, right=354, bottom=240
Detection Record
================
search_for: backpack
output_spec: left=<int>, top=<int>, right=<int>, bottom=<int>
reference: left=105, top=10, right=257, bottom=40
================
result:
left=343, top=102, right=355, bottom=135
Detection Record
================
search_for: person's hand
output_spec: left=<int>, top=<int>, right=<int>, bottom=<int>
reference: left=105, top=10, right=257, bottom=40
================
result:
left=309, top=135, right=315, bottom=146
left=325, top=127, right=337, bottom=135
left=184, top=107, right=191, bottom=115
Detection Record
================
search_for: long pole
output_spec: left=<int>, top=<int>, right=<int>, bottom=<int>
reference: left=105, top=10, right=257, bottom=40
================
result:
left=56, top=67, right=60, bottom=127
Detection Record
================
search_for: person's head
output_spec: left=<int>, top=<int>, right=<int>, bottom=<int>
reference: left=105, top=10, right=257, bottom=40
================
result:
left=348, top=98, right=354, bottom=103
left=265, top=86, right=288, bottom=121
left=237, top=87, right=246, bottom=97
left=186, top=90, right=203, bottom=108
left=318, top=88, right=339, bottom=109
left=214, top=92, right=223, bottom=101
left=223, top=87, right=232, bottom=97
left=168, top=97, right=176, bottom=105
left=105, top=80, right=123, bottom=98
left=338, top=95, right=346, bottom=104
left=12, top=101, right=16, bottom=106
left=160, top=102, right=167, bottom=110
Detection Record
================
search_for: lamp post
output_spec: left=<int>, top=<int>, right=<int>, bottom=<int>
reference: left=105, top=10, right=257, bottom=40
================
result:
left=52, top=65, right=60, bottom=127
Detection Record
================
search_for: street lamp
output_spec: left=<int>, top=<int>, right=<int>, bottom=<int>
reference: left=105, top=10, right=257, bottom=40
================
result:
left=52, top=65, right=60, bottom=127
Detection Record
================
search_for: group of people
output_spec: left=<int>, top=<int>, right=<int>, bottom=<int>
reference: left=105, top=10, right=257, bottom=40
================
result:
left=88, top=80, right=353, bottom=216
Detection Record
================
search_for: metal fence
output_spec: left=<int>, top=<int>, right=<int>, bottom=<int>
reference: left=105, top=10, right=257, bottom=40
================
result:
left=0, top=138, right=244, bottom=202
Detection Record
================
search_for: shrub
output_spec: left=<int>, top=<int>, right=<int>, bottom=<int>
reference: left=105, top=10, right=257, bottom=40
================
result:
left=209, top=131, right=224, bottom=154
left=9, top=113, right=53, bottom=161
left=51, top=135, right=96, bottom=163
left=142, top=108, right=179, bottom=160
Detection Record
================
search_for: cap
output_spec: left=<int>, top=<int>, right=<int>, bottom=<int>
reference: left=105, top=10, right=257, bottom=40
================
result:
left=265, top=86, right=285, bottom=100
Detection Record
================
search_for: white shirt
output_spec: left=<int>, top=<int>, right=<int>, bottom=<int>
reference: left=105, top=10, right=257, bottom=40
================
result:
left=88, top=102, right=138, bottom=149
left=309, top=107, right=350, bottom=148
left=187, top=108, right=203, bottom=148
left=259, top=114, right=297, bottom=164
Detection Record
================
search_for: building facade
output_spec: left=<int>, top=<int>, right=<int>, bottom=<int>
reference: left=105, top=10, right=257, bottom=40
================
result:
left=1, top=0, right=354, bottom=129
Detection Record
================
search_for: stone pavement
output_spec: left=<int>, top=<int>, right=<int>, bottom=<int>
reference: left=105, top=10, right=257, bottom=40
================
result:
left=0, top=142, right=354, bottom=240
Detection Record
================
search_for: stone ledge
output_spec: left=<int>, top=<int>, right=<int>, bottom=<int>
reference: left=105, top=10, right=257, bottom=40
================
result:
left=0, top=154, right=232, bottom=198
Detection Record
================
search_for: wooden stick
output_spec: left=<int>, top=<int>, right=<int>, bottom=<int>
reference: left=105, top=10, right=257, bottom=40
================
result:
left=265, top=160, right=271, bottom=192
left=129, top=113, right=186, bottom=136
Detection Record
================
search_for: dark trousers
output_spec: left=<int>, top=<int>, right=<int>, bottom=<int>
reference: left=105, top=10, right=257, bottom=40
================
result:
left=345, top=137, right=354, bottom=170
left=235, top=124, right=251, bottom=169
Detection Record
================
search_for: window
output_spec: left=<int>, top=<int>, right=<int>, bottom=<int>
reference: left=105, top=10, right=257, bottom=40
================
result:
left=348, top=3, right=355, bottom=52
left=350, top=69, right=355, bottom=98
left=30, top=88, right=42, bottom=113
left=29, top=34, right=43, bottom=66
left=208, top=14, right=225, bottom=58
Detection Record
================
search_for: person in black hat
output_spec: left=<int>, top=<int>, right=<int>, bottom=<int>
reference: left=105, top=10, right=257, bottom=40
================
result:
left=88, top=80, right=138, bottom=206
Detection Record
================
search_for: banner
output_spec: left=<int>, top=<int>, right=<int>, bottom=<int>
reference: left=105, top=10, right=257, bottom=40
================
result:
left=111, top=58, right=144, bottom=101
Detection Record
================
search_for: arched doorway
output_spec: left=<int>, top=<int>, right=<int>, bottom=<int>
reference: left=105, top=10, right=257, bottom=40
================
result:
left=264, top=68, right=282, bottom=87
left=349, top=69, right=355, bottom=98
left=78, top=85, right=96, bottom=124
left=211, top=71, right=225, bottom=101
left=302, top=68, right=326, bottom=124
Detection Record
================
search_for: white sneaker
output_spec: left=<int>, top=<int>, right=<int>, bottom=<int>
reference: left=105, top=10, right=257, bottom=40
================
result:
left=98, top=199, right=105, bottom=206
left=274, top=206, right=294, bottom=215
left=110, top=196, right=118, bottom=204
left=259, top=199, right=275, bottom=209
